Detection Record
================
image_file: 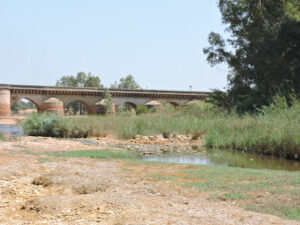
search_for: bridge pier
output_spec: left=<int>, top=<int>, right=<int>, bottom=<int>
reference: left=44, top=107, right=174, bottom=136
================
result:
left=43, top=98, right=64, bottom=115
left=0, top=89, right=11, bottom=119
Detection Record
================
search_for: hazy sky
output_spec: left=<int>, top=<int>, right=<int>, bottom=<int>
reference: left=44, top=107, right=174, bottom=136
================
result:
left=0, top=0, right=228, bottom=91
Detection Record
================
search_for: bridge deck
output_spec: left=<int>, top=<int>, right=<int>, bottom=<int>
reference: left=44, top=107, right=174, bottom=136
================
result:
left=0, top=84, right=210, bottom=100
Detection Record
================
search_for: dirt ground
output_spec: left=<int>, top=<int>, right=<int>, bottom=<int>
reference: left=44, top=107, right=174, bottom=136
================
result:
left=0, top=136, right=299, bottom=225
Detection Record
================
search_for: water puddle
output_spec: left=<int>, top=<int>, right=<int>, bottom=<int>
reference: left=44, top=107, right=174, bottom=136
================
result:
left=78, top=140, right=100, bottom=146
left=141, top=148, right=300, bottom=171
left=0, top=125, right=24, bottom=138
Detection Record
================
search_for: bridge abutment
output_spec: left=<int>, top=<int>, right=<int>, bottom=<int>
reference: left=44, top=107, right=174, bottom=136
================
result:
left=0, top=89, right=11, bottom=119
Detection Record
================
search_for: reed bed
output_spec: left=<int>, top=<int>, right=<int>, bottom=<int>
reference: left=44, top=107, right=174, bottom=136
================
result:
left=22, top=101, right=300, bottom=160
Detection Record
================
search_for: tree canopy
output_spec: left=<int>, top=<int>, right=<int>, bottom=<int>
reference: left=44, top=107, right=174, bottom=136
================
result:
left=111, top=74, right=141, bottom=89
left=56, top=72, right=104, bottom=88
left=204, top=0, right=300, bottom=112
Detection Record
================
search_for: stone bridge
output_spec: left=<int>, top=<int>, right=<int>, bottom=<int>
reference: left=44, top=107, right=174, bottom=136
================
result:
left=0, top=84, right=209, bottom=118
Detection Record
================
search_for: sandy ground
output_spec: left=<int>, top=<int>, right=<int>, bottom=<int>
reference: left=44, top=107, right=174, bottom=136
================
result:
left=0, top=137, right=299, bottom=225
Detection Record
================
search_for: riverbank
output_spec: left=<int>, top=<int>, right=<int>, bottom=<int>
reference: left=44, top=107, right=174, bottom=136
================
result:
left=22, top=100, right=300, bottom=160
left=0, top=137, right=299, bottom=224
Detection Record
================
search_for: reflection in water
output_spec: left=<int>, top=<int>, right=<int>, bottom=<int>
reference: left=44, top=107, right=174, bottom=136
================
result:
left=141, top=148, right=300, bottom=171
left=0, top=125, right=24, bottom=138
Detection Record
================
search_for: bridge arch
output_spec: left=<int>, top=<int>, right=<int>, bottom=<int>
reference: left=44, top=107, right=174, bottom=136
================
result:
left=166, top=102, right=180, bottom=107
left=64, top=99, right=93, bottom=115
left=124, top=102, right=137, bottom=109
left=11, top=97, right=42, bottom=113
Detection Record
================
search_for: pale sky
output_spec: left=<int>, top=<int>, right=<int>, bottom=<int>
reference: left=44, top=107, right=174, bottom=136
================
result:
left=0, top=0, right=228, bottom=91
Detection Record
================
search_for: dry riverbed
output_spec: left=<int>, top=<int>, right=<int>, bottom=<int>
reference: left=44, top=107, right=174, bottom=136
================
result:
left=0, top=136, right=299, bottom=224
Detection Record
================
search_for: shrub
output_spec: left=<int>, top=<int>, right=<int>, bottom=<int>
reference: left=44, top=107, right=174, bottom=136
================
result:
left=136, top=105, right=148, bottom=115
left=23, top=113, right=63, bottom=137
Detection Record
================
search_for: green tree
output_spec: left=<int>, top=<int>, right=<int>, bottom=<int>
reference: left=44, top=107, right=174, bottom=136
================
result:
left=203, top=0, right=300, bottom=112
left=85, top=72, right=104, bottom=88
left=11, top=100, right=35, bottom=113
left=56, top=75, right=78, bottom=87
left=111, top=74, right=141, bottom=89
left=76, top=72, right=87, bottom=87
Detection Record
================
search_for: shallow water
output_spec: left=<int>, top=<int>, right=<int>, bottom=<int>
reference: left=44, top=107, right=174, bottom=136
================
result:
left=141, top=148, right=300, bottom=171
left=0, top=125, right=24, bottom=138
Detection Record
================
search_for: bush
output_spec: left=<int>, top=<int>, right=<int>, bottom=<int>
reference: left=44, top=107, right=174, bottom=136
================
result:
left=23, top=113, right=64, bottom=137
left=136, top=105, right=148, bottom=115
left=22, top=113, right=90, bottom=138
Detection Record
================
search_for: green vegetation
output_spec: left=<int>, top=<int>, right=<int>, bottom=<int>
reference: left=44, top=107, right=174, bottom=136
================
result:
left=149, top=163, right=300, bottom=221
left=0, top=133, right=4, bottom=141
left=22, top=113, right=64, bottom=137
left=11, top=100, right=36, bottom=114
left=22, top=99, right=300, bottom=160
left=22, top=113, right=90, bottom=138
left=110, top=74, right=141, bottom=89
left=26, top=149, right=138, bottom=160
left=204, top=0, right=300, bottom=112
left=136, top=105, right=149, bottom=115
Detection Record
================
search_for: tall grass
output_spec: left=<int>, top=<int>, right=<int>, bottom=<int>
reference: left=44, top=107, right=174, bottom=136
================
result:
left=22, top=100, right=300, bottom=160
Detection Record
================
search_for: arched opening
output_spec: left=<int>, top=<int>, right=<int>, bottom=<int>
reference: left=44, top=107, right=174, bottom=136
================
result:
left=124, top=102, right=136, bottom=109
left=95, top=104, right=106, bottom=115
left=11, top=98, right=39, bottom=116
left=65, top=100, right=91, bottom=116
left=167, top=102, right=180, bottom=107
left=117, top=102, right=136, bottom=113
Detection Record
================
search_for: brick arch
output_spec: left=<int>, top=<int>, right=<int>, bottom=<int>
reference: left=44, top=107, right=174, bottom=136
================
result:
left=166, top=102, right=180, bottom=107
left=64, top=99, right=94, bottom=115
left=124, top=102, right=137, bottom=109
left=11, top=97, right=42, bottom=113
